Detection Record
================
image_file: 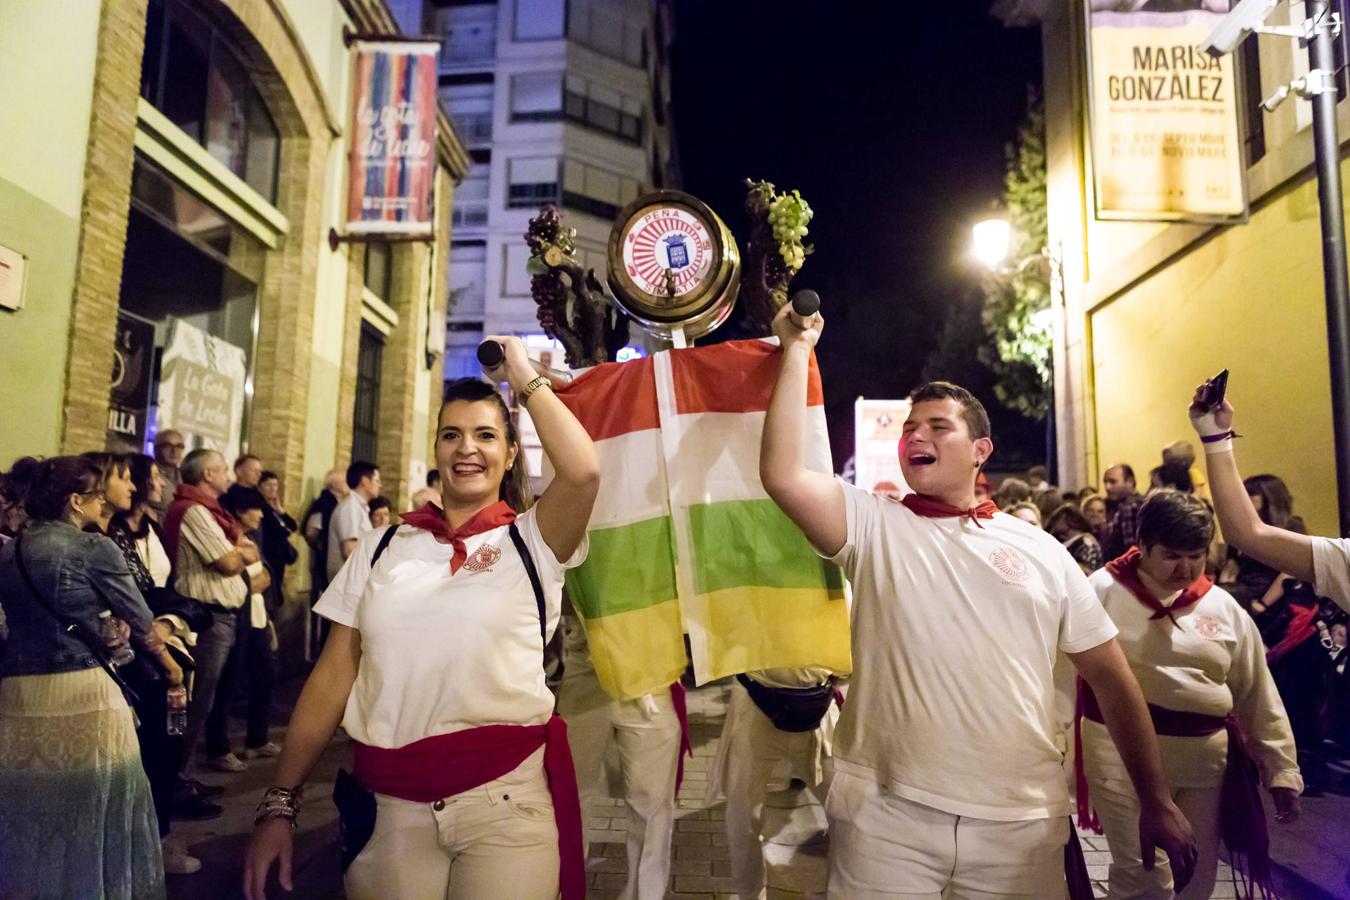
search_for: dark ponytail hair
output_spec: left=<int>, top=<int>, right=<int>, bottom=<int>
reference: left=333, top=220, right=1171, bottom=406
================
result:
left=25, top=456, right=104, bottom=522
left=440, top=378, right=533, bottom=513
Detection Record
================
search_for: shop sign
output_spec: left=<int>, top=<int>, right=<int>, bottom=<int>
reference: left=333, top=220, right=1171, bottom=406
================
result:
left=346, top=41, right=439, bottom=235
left=107, top=313, right=156, bottom=449
left=0, top=243, right=26, bottom=311
left=158, top=318, right=248, bottom=464
left=854, top=397, right=911, bottom=498
left=1085, top=4, right=1249, bottom=222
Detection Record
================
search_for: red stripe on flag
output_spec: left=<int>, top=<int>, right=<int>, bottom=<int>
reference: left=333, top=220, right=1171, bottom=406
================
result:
left=671, top=339, right=823, bottom=415
left=553, top=355, right=660, bottom=441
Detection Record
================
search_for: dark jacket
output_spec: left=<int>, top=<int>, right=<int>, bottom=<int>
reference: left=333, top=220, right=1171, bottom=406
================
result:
left=0, top=520, right=159, bottom=678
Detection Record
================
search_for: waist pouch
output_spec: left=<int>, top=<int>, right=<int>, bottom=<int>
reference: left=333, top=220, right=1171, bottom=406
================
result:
left=333, top=769, right=377, bottom=872
left=736, top=674, right=834, bottom=733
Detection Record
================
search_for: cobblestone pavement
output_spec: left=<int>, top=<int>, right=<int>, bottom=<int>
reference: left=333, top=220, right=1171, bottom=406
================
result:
left=169, top=679, right=1350, bottom=899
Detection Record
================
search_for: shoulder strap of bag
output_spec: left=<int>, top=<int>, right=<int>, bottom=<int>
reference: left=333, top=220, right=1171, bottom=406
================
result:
left=369, top=525, right=398, bottom=569
left=508, top=522, right=548, bottom=651
left=13, top=536, right=140, bottom=705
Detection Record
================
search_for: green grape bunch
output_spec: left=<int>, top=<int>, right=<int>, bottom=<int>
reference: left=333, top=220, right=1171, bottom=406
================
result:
left=766, top=190, right=814, bottom=272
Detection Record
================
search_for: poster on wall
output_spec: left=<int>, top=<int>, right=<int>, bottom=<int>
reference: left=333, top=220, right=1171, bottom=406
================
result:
left=157, top=318, right=248, bottom=466
left=854, top=397, right=911, bottom=499
left=346, top=40, right=439, bottom=235
left=1085, top=1, right=1249, bottom=222
left=107, top=313, right=156, bottom=451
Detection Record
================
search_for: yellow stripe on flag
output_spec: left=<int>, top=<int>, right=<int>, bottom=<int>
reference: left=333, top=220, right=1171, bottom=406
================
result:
left=683, top=585, right=852, bottom=683
left=580, top=601, right=688, bottom=699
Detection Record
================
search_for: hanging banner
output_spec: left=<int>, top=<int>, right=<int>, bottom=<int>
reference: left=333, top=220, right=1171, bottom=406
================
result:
left=1085, top=2, right=1249, bottom=222
left=107, top=313, right=156, bottom=451
left=346, top=40, right=439, bottom=234
left=854, top=397, right=911, bottom=499
left=158, top=318, right=248, bottom=465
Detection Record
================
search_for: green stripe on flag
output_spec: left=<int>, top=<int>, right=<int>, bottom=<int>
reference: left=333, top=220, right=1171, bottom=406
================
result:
left=566, top=516, right=678, bottom=618
left=688, top=498, right=844, bottom=595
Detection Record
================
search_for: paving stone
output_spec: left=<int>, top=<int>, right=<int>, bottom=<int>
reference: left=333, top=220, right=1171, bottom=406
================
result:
left=673, top=875, right=738, bottom=892
left=670, top=858, right=713, bottom=876
left=678, top=843, right=732, bottom=861
left=677, top=819, right=723, bottom=833
left=592, top=873, right=628, bottom=890
left=588, top=829, right=628, bottom=844
left=674, top=831, right=711, bottom=847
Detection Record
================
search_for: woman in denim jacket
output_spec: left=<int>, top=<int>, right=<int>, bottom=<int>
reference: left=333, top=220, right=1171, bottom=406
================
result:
left=0, top=455, right=179, bottom=899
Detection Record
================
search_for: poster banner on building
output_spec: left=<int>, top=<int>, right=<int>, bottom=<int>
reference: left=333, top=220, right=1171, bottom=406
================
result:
left=107, top=313, right=156, bottom=452
left=158, top=318, right=248, bottom=466
left=1085, top=3, right=1248, bottom=222
left=854, top=397, right=911, bottom=498
left=346, top=41, right=439, bottom=234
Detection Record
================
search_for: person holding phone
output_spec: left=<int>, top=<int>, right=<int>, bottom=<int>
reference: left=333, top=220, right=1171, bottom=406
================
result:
left=1188, top=374, right=1350, bottom=614
left=243, top=336, right=599, bottom=900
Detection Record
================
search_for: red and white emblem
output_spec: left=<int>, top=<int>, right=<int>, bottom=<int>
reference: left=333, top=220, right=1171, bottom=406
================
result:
left=463, top=544, right=501, bottom=574
left=1191, top=614, right=1224, bottom=640
left=989, top=547, right=1031, bottom=583
left=622, top=207, right=713, bottom=298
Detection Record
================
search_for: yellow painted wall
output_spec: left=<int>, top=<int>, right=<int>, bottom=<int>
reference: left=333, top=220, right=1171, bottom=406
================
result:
left=0, top=0, right=102, bottom=464
left=1090, top=171, right=1338, bottom=536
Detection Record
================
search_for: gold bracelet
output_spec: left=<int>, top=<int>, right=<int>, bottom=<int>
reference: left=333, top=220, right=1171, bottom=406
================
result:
left=519, top=375, right=552, bottom=406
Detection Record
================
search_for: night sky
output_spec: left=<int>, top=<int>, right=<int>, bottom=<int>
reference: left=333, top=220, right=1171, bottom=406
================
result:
left=670, top=1, right=1044, bottom=468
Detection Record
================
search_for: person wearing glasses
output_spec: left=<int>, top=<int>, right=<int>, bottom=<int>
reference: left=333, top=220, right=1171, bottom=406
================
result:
left=0, top=456, right=181, bottom=898
left=151, top=430, right=187, bottom=520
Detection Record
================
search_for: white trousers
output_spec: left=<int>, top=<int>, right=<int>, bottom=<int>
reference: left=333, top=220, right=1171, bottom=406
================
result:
left=344, top=749, right=559, bottom=900
left=713, top=680, right=834, bottom=900
left=825, top=770, right=1069, bottom=899
left=557, top=666, right=681, bottom=900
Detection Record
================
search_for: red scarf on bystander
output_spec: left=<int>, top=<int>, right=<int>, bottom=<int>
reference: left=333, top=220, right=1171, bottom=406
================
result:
left=162, top=482, right=242, bottom=566
left=400, top=500, right=517, bottom=573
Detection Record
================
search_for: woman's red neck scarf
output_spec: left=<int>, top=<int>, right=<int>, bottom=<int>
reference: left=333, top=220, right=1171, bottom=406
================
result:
left=900, top=493, right=999, bottom=528
left=162, top=482, right=241, bottom=566
left=1105, top=547, right=1212, bottom=629
left=399, top=500, right=516, bottom=573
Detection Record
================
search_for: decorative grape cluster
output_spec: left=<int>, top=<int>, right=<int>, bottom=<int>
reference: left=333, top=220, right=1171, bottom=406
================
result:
left=767, top=189, right=813, bottom=272
left=524, top=204, right=576, bottom=258
left=532, top=271, right=565, bottom=338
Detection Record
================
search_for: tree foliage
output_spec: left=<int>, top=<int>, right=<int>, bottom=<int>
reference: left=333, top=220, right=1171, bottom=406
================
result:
left=980, top=89, right=1050, bottom=420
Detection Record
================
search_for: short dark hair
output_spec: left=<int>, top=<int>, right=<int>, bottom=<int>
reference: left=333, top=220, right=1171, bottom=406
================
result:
left=427, top=469, right=441, bottom=487
left=1046, top=502, right=1092, bottom=537
left=25, top=456, right=103, bottom=521
left=368, top=496, right=391, bottom=513
left=221, top=488, right=266, bottom=517
left=1108, top=463, right=1137, bottom=485
left=1156, top=460, right=1193, bottom=493
left=347, top=461, right=378, bottom=489
left=259, top=470, right=278, bottom=484
left=1027, top=465, right=1048, bottom=482
left=907, top=381, right=991, bottom=440
left=1137, top=489, right=1214, bottom=553
left=234, top=453, right=261, bottom=471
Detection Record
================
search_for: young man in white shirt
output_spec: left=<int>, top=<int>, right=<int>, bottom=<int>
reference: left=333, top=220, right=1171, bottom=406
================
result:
left=327, top=461, right=381, bottom=582
left=760, top=305, right=1197, bottom=898
left=1083, top=489, right=1301, bottom=898
left=1188, top=383, right=1350, bottom=613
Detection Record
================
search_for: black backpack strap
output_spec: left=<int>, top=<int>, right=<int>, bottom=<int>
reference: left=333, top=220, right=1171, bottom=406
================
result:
left=369, top=525, right=398, bottom=569
left=508, top=522, right=548, bottom=650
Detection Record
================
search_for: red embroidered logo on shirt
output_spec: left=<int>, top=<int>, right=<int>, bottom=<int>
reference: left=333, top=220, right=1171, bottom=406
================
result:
left=989, top=547, right=1030, bottom=583
left=463, top=544, right=501, bottom=574
left=1191, top=614, right=1223, bottom=640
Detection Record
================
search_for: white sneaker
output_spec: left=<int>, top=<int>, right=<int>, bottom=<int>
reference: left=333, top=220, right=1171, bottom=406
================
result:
left=241, top=741, right=282, bottom=759
left=206, top=752, right=248, bottom=773
left=162, top=835, right=202, bottom=875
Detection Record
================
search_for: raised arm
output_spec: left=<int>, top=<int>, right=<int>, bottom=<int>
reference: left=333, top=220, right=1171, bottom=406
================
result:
left=489, top=335, right=600, bottom=563
left=1189, top=390, right=1314, bottom=582
left=244, top=623, right=361, bottom=899
left=1069, top=638, right=1198, bottom=890
left=760, top=304, right=845, bottom=557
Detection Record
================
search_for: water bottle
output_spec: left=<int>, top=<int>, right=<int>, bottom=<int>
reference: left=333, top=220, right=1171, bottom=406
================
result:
left=166, top=685, right=188, bottom=736
left=98, top=611, right=135, bottom=666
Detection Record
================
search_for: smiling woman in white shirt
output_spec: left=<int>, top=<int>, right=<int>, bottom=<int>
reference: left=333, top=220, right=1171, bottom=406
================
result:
left=243, top=336, right=599, bottom=900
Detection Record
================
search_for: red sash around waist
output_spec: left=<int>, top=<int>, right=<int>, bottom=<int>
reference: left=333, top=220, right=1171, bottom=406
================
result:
left=352, top=716, right=584, bottom=900
left=1075, top=682, right=1274, bottom=896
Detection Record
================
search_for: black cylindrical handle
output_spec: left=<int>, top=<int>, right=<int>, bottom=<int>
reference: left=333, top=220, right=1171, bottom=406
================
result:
left=477, top=340, right=505, bottom=369
left=791, top=289, right=821, bottom=318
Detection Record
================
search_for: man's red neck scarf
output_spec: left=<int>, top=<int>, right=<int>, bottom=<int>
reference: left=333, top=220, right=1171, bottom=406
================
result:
left=400, top=500, right=516, bottom=574
left=901, top=493, right=1000, bottom=528
left=1106, top=547, right=1212, bottom=628
left=162, top=482, right=241, bottom=565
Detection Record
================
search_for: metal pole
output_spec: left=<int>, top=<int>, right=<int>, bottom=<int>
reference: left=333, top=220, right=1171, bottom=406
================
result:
left=1308, top=0, right=1350, bottom=537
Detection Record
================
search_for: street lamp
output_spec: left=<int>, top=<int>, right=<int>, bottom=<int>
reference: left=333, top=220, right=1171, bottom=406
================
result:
left=969, top=217, right=1063, bottom=484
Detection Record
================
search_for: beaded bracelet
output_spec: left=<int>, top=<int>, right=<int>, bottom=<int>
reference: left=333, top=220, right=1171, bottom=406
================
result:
left=254, top=785, right=303, bottom=827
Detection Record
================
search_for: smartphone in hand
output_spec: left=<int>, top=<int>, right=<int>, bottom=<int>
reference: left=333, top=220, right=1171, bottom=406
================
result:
left=1198, top=369, right=1229, bottom=411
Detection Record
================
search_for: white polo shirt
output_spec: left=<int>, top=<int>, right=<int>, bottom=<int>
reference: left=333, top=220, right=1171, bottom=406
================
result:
left=327, top=492, right=371, bottom=581
left=825, top=482, right=1118, bottom=821
left=315, top=507, right=586, bottom=749
left=1312, top=536, right=1350, bottom=613
left=1081, top=570, right=1301, bottom=790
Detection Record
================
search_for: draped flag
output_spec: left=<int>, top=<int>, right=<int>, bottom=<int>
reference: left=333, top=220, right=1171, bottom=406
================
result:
left=551, top=339, right=852, bottom=701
